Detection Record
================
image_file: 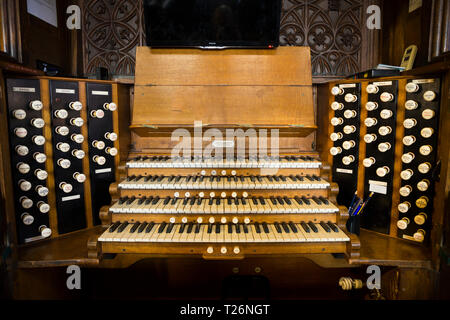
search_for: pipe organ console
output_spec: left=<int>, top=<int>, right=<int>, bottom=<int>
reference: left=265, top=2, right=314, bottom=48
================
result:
left=322, top=77, right=445, bottom=245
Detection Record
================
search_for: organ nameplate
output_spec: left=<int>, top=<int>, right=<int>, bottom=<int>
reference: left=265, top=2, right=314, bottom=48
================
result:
left=373, top=81, right=393, bottom=86
left=212, top=140, right=235, bottom=148
left=336, top=168, right=353, bottom=174
left=62, top=195, right=81, bottom=202
left=96, top=168, right=112, bottom=174
left=13, top=87, right=36, bottom=93
left=92, top=90, right=109, bottom=96
left=412, top=79, right=435, bottom=84
left=24, top=235, right=45, bottom=243
left=56, top=89, right=76, bottom=94
left=369, top=180, right=388, bottom=195
left=339, top=84, right=356, bottom=89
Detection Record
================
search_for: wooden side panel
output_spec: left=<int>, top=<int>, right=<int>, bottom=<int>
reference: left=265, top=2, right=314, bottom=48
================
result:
left=135, top=47, right=313, bottom=86
left=133, top=86, right=315, bottom=127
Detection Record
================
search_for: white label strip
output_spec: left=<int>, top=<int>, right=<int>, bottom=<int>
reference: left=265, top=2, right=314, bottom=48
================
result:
left=13, top=87, right=36, bottom=93
left=62, top=195, right=81, bottom=202
left=92, top=90, right=109, bottom=96
left=369, top=180, right=388, bottom=195
left=24, top=235, right=45, bottom=243
left=339, top=84, right=356, bottom=89
left=212, top=140, right=235, bottom=148
left=336, top=168, right=353, bottom=174
left=412, top=79, right=435, bottom=84
left=96, top=168, right=112, bottom=174
left=373, top=81, right=393, bottom=86
left=56, top=88, right=75, bottom=94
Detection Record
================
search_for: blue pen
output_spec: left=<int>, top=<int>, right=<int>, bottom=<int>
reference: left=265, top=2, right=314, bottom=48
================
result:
left=348, top=192, right=358, bottom=214
left=351, top=199, right=363, bottom=216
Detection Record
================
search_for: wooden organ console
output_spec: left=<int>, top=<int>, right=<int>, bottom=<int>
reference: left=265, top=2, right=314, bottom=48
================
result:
left=1, top=47, right=449, bottom=300
left=90, top=47, right=360, bottom=261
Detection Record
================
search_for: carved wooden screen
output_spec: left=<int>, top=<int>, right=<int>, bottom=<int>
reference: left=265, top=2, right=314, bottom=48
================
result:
left=82, top=0, right=379, bottom=79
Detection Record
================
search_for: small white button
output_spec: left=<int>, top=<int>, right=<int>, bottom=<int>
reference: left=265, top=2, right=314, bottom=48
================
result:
left=19, top=180, right=32, bottom=192
left=210, top=192, right=216, bottom=198
left=20, top=197, right=33, bottom=209
left=342, top=156, right=355, bottom=166
left=21, top=213, right=34, bottom=226
left=73, top=172, right=87, bottom=183
left=37, top=202, right=51, bottom=214
left=397, top=218, right=410, bottom=230
left=12, top=109, right=27, bottom=120
left=57, top=142, right=71, bottom=153
left=401, top=169, right=414, bottom=181
left=419, top=145, right=433, bottom=156
left=93, top=156, right=106, bottom=166
left=55, top=126, right=70, bottom=136
left=403, top=136, right=416, bottom=146
left=344, top=94, right=357, bottom=103
left=54, top=109, right=69, bottom=119
left=380, top=92, right=394, bottom=102
left=417, top=180, right=430, bottom=192
left=331, top=117, right=344, bottom=127
left=185, top=192, right=191, bottom=198
left=36, top=185, right=49, bottom=197
left=363, top=157, right=376, bottom=168
left=376, top=166, right=390, bottom=178
left=105, top=147, right=118, bottom=157
left=405, top=100, right=419, bottom=110
left=221, top=247, right=228, bottom=254
left=244, top=218, right=250, bottom=224
left=169, top=217, right=176, bottom=224
left=59, top=182, right=73, bottom=194
left=380, top=109, right=393, bottom=119
left=34, top=153, right=47, bottom=164
left=69, top=101, right=83, bottom=111
left=32, top=135, right=46, bottom=146
left=343, top=125, right=356, bottom=135
left=366, top=101, right=378, bottom=111
left=331, top=102, right=344, bottom=111
left=221, top=217, right=227, bottom=224
left=405, top=82, right=420, bottom=93
left=378, top=126, right=392, bottom=136
left=330, top=132, right=343, bottom=142
left=197, top=217, right=203, bottom=224
left=399, top=185, right=412, bottom=197
left=181, top=217, right=188, bottom=224
left=342, top=140, right=356, bottom=150
left=403, top=119, right=417, bottom=129
left=39, top=226, right=52, bottom=238
left=105, top=132, right=118, bottom=142
left=378, top=142, right=391, bottom=153
left=330, top=147, right=342, bottom=156
left=91, top=110, right=105, bottom=119
left=209, top=217, right=215, bottom=224
left=331, top=87, right=344, bottom=96
left=31, top=118, right=45, bottom=129
left=242, top=192, right=248, bottom=198
left=57, top=159, right=71, bottom=169
left=414, top=230, right=426, bottom=242
left=71, top=134, right=85, bottom=144
left=104, top=102, right=117, bottom=111
left=422, top=109, right=435, bottom=120
left=366, top=84, right=379, bottom=94
left=414, top=214, right=427, bottom=226
left=423, top=91, right=436, bottom=102
left=29, top=100, right=43, bottom=111
left=34, top=169, right=48, bottom=181
left=93, top=140, right=106, bottom=150
left=232, top=217, right=239, bottom=224
left=401, top=153, right=415, bottom=164
left=17, top=162, right=31, bottom=174
left=16, top=145, right=29, bottom=156
left=72, top=149, right=85, bottom=160
left=207, top=247, right=214, bottom=254
left=418, top=162, right=431, bottom=174
left=364, top=118, right=377, bottom=127
left=14, top=127, right=28, bottom=138
left=398, top=202, right=411, bottom=214
left=70, top=117, right=84, bottom=127
left=233, top=247, right=241, bottom=255
left=364, top=134, right=377, bottom=144
left=421, top=128, right=434, bottom=138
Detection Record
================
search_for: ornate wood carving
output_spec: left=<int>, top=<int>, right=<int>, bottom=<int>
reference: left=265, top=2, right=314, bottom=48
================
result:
left=82, top=0, right=377, bottom=78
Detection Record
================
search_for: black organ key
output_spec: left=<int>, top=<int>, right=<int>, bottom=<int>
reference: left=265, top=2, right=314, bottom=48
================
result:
left=168, top=175, right=175, bottom=182
left=130, top=223, right=141, bottom=233
left=144, top=176, right=152, bottom=182
left=215, top=223, right=221, bottom=234
left=234, top=198, right=240, bottom=205
left=166, top=223, right=175, bottom=233
left=195, top=224, right=201, bottom=234
left=274, top=223, right=282, bottom=233
left=281, top=222, right=290, bottom=233
left=200, top=176, right=205, bottom=182
left=158, top=222, right=167, bottom=233
left=228, top=223, right=233, bottom=234
left=216, top=198, right=221, bottom=205
left=259, top=197, right=266, bottom=205
left=240, top=176, right=245, bottom=182
left=302, top=197, right=311, bottom=205
left=305, top=175, right=313, bottom=182
left=273, top=176, right=280, bottom=182
left=236, top=224, right=241, bottom=234
left=186, top=176, right=192, bottom=182
left=308, top=222, right=318, bottom=233
left=179, top=224, right=186, bottom=233
left=257, top=176, right=263, bottom=183
left=267, top=176, right=274, bottom=182
left=187, top=223, right=194, bottom=234
left=228, top=198, right=232, bottom=205
left=152, top=197, right=161, bottom=205
left=320, top=222, right=331, bottom=233
left=108, top=222, right=121, bottom=233
left=301, top=222, right=310, bottom=233
left=283, top=197, right=292, bottom=205
left=250, top=176, right=256, bottom=183
left=243, top=224, right=249, bottom=234
left=289, top=175, right=297, bottom=182
left=320, top=197, right=330, bottom=205
left=127, top=175, right=136, bottom=182
left=157, top=176, right=164, bottom=182
left=277, top=197, right=285, bottom=205
left=197, top=198, right=203, bottom=205
left=295, top=196, right=303, bottom=205
left=254, top=222, right=261, bottom=234
left=193, top=176, right=199, bottom=183
left=145, top=222, right=155, bottom=233
left=280, top=176, right=287, bottom=182
left=126, top=197, right=136, bottom=205
left=327, top=222, right=339, bottom=233
left=119, top=197, right=129, bottom=205
left=289, top=222, right=298, bottom=233
left=312, top=197, right=322, bottom=205
left=208, top=198, right=214, bottom=206
left=252, top=197, right=258, bottom=205
left=207, top=224, right=213, bottom=234
left=138, top=197, right=147, bottom=205
left=241, top=198, right=247, bottom=205
left=175, top=176, right=182, bottom=182
left=270, top=197, right=278, bottom=205
left=262, top=223, right=270, bottom=234
left=183, top=198, right=190, bottom=205
left=138, top=223, right=148, bottom=233
left=164, top=197, right=171, bottom=205
left=117, top=222, right=129, bottom=233
left=296, top=175, right=304, bottom=181
left=145, top=197, right=154, bottom=205
left=171, top=197, right=179, bottom=205
left=190, top=198, right=196, bottom=205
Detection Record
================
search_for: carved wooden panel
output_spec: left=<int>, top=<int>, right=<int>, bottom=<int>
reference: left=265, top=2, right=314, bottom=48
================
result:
left=280, top=0, right=365, bottom=77
left=82, top=0, right=376, bottom=78
left=82, top=0, right=145, bottom=77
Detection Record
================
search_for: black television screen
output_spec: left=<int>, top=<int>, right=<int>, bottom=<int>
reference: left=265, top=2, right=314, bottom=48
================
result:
left=144, top=0, right=282, bottom=48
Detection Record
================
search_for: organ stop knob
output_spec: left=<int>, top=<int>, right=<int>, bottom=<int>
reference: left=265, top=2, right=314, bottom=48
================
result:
left=397, top=218, right=410, bottom=230
left=39, top=226, right=52, bottom=238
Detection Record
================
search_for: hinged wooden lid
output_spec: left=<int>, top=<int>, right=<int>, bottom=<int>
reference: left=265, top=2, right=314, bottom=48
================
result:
left=132, top=46, right=315, bottom=136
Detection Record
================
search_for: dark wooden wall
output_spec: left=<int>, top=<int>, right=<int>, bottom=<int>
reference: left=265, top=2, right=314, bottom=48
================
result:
left=81, top=0, right=381, bottom=81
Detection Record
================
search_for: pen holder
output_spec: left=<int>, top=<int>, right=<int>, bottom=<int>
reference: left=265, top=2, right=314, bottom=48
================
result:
left=346, top=214, right=360, bottom=236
